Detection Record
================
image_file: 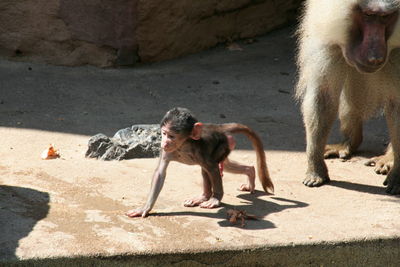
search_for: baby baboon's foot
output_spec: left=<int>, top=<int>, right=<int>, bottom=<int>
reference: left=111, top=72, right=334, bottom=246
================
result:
left=199, top=197, right=220, bottom=209
left=183, top=195, right=209, bottom=207
left=238, top=183, right=255, bottom=193
left=365, top=155, right=393, bottom=175
left=324, top=143, right=352, bottom=159
left=239, top=166, right=256, bottom=193
left=303, top=173, right=330, bottom=187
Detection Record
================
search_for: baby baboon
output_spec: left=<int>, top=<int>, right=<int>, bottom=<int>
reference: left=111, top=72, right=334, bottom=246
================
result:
left=126, top=107, right=273, bottom=217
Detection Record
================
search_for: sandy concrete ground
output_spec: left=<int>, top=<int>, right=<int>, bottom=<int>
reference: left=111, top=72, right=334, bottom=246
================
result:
left=0, top=27, right=399, bottom=264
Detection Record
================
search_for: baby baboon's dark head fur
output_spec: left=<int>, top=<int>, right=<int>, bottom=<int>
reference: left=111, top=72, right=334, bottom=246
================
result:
left=160, top=107, right=198, bottom=136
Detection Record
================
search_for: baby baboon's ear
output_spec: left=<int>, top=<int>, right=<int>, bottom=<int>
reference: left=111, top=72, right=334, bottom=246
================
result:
left=190, top=122, right=203, bottom=140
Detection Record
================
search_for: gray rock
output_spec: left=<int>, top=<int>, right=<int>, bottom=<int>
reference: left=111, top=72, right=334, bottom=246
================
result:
left=85, top=124, right=161, bottom=161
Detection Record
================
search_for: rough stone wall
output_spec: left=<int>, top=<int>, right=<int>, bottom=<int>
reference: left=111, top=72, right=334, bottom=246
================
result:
left=136, top=0, right=301, bottom=62
left=0, top=0, right=301, bottom=67
left=59, top=0, right=139, bottom=66
left=0, top=1, right=116, bottom=67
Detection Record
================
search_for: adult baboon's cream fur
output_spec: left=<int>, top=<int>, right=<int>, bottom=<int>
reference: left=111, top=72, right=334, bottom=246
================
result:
left=296, top=0, right=400, bottom=194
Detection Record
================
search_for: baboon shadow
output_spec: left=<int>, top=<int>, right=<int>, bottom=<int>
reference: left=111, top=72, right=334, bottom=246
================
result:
left=155, top=191, right=308, bottom=230
left=0, top=185, right=50, bottom=261
left=328, top=180, right=391, bottom=196
left=325, top=147, right=398, bottom=197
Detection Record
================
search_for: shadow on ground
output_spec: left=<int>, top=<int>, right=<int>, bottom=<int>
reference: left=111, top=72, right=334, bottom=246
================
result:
left=152, top=191, right=308, bottom=230
left=0, top=27, right=306, bottom=152
left=0, top=185, right=50, bottom=260
left=0, top=26, right=390, bottom=154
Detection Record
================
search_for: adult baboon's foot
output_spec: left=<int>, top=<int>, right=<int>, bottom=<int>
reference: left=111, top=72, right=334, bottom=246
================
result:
left=303, top=173, right=330, bottom=187
left=365, top=154, right=393, bottom=175
left=324, top=143, right=352, bottom=159
left=384, top=168, right=400, bottom=195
